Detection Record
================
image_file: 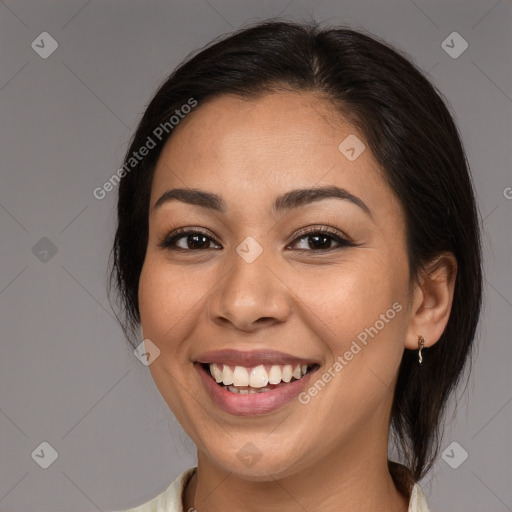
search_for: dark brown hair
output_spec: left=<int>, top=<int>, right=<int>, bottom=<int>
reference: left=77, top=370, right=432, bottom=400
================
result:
left=108, top=20, right=482, bottom=482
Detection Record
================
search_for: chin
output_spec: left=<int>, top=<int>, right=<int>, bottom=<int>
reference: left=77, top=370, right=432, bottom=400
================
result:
left=200, top=443, right=311, bottom=481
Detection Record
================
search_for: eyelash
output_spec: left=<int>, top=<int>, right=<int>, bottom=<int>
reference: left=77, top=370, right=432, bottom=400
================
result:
left=157, top=225, right=357, bottom=253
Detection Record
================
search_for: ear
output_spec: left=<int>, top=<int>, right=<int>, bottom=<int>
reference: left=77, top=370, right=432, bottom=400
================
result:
left=405, top=251, right=457, bottom=350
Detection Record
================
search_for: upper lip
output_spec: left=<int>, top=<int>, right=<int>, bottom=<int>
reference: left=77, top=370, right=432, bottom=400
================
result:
left=195, top=349, right=319, bottom=368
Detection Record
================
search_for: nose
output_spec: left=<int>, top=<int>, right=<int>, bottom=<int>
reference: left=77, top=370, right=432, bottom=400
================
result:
left=207, top=247, right=292, bottom=333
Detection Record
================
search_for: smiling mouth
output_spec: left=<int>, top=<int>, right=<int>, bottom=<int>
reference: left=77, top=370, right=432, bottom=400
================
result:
left=202, top=362, right=319, bottom=394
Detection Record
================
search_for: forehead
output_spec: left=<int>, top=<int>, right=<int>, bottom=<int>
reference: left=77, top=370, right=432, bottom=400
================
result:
left=155, top=91, right=350, bottom=177
left=150, top=91, right=399, bottom=220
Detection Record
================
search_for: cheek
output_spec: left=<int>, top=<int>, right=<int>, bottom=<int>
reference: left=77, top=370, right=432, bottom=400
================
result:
left=138, top=255, right=219, bottom=352
left=295, top=254, right=409, bottom=411
left=138, top=257, right=191, bottom=345
left=293, top=259, right=408, bottom=424
left=297, top=255, right=405, bottom=343
left=137, top=257, right=206, bottom=425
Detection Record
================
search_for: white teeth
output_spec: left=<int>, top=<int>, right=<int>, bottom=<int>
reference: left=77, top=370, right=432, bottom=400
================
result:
left=233, top=366, right=249, bottom=386
left=249, top=365, right=268, bottom=388
left=268, top=365, right=282, bottom=385
left=226, top=385, right=272, bottom=394
left=211, top=363, right=223, bottom=383
left=282, top=364, right=293, bottom=383
left=208, top=363, right=311, bottom=388
left=222, top=365, right=233, bottom=386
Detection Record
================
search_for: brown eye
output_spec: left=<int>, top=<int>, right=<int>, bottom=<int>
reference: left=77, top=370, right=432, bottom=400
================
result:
left=288, top=227, right=356, bottom=252
left=157, top=226, right=356, bottom=253
left=158, top=229, right=221, bottom=251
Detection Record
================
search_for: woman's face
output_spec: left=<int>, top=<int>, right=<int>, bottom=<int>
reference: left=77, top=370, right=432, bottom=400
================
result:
left=138, top=91, right=413, bottom=478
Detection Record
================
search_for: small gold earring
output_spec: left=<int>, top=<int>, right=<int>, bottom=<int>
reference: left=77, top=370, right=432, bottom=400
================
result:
left=418, top=336, right=425, bottom=365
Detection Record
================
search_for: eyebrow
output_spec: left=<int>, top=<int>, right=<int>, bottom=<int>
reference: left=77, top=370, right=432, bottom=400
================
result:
left=153, top=185, right=372, bottom=217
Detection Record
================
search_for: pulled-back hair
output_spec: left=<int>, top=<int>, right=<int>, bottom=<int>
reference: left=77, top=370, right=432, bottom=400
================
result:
left=108, top=20, right=482, bottom=481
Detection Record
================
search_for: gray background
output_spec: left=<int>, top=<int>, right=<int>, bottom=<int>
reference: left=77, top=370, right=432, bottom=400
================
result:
left=0, top=1, right=511, bottom=511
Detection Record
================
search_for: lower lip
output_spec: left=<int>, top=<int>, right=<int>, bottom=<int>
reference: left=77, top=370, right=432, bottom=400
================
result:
left=195, top=363, right=318, bottom=416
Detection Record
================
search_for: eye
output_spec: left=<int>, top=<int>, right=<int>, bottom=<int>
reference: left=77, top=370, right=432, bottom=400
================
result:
left=157, top=228, right=221, bottom=251
left=287, top=226, right=356, bottom=252
left=157, top=226, right=357, bottom=253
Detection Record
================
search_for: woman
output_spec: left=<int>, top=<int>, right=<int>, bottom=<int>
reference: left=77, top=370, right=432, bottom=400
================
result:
left=109, top=20, right=482, bottom=512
